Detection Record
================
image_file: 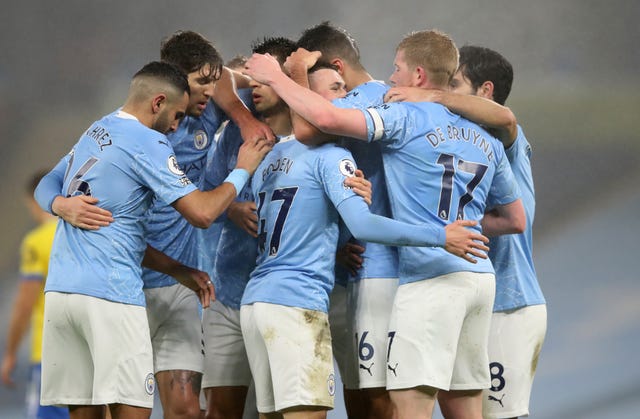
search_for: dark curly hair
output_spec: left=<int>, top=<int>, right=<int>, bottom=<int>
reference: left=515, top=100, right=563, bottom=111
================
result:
left=160, top=30, right=223, bottom=80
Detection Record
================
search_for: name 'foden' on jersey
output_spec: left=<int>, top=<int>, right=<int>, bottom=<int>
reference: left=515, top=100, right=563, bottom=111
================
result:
left=261, top=156, right=294, bottom=182
left=424, top=125, right=494, bottom=162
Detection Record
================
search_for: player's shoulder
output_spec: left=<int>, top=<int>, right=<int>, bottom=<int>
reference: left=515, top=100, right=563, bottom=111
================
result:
left=356, top=80, right=390, bottom=95
left=336, top=81, right=389, bottom=108
left=217, top=120, right=243, bottom=148
left=513, top=124, right=532, bottom=150
left=315, top=142, right=356, bottom=169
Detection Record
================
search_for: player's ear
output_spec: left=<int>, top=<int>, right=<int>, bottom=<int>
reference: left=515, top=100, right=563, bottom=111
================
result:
left=478, top=81, right=494, bottom=100
left=331, top=58, right=345, bottom=75
left=414, top=66, right=427, bottom=87
left=151, top=94, right=167, bottom=114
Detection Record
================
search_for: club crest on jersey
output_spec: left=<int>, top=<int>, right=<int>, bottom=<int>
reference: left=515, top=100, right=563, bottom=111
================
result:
left=339, top=159, right=356, bottom=177
left=144, top=373, right=155, bottom=395
left=167, top=155, right=185, bottom=176
left=327, top=373, right=336, bottom=396
left=193, top=130, right=209, bottom=150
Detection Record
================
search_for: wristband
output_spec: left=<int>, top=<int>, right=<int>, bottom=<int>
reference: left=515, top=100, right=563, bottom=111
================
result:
left=224, top=168, right=250, bottom=195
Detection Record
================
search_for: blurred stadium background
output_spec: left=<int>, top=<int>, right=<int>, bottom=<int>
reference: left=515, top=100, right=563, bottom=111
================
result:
left=1, top=1, right=638, bottom=417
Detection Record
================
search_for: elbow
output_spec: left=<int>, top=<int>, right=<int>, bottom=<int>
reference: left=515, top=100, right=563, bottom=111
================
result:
left=510, top=203, right=527, bottom=234
left=501, top=107, right=518, bottom=139
left=186, top=211, right=214, bottom=229
left=512, top=215, right=526, bottom=234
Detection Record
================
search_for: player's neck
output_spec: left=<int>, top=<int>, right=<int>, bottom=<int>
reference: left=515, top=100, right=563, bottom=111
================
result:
left=343, top=67, right=373, bottom=91
left=263, top=110, right=292, bottom=137
left=120, top=103, right=152, bottom=128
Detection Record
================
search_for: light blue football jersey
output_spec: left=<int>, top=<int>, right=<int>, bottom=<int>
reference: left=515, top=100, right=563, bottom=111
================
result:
left=242, top=140, right=359, bottom=313
left=490, top=126, right=545, bottom=311
left=364, top=102, right=521, bottom=284
left=42, top=110, right=197, bottom=306
left=334, top=81, right=399, bottom=284
left=142, top=99, right=226, bottom=289
left=200, top=112, right=259, bottom=309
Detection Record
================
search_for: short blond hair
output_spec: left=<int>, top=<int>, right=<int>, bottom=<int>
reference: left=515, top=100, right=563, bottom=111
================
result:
left=396, top=29, right=459, bottom=88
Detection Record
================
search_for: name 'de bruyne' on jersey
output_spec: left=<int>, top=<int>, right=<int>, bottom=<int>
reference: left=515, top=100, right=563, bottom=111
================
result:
left=425, top=125, right=495, bottom=161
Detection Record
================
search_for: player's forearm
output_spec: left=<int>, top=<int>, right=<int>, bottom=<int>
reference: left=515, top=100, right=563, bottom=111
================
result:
left=270, top=71, right=367, bottom=140
left=34, top=159, right=67, bottom=213
left=142, top=244, right=191, bottom=279
left=286, top=64, right=337, bottom=144
left=438, top=92, right=517, bottom=145
left=481, top=199, right=526, bottom=236
left=4, top=282, right=40, bottom=355
left=214, top=67, right=254, bottom=128
left=338, top=197, right=445, bottom=247
left=173, top=171, right=248, bottom=228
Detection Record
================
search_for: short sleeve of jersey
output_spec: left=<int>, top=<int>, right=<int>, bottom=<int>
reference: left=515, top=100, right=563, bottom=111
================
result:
left=486, top=144, right=522, bottom=208
left=362, top=102, right=418, bottom=147
left=332, top=81, right=389, bottom=110
left=131, top=135, right=197, bottom=206
left=316, top=147, right=358, bottom=208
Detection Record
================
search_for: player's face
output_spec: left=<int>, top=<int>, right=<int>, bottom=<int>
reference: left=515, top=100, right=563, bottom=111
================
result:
left=186, top=63, right=218, bottom=117
left=389, top=49, right=416, bottom=87
left=153, top=91, right=189, bottom=134
left=449, top=69, right=477, bottom=96
left=250, top=78, right=286, bottom=116
left=308, top=69, right=347, bottom=101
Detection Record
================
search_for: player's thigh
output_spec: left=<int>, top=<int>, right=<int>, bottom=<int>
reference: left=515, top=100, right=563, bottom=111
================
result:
left=328, top=284, right=350, bottom=385
left=482, top=304, right=547, bottom=419
left=145, top=284, right=204, bottom=374
left=346, top=277, right=398, bottom=390
left=40, top=292, right=94, bottom=405
left=203, top=299, right=252, bottom=388
left=241, top=304, right=276, bottom=414
left=84, top=295, right=155, bottom=408
left=449, top=272, right=495, bottom=390
left=243, top=303, right=335, bottom=414
left=387, top=274, right=486, bottom=391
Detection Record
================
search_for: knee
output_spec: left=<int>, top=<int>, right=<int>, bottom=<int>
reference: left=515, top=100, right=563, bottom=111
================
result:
left=205, top=406, right=243, bottom=419
left=167, top=402, right=202, bottom=419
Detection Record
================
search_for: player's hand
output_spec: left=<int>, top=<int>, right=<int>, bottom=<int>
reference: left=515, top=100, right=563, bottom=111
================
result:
left=345, top=169, right=372, bottom=205
left=243, top=53, right=283, bottom=86
left=283, top=48, right=322, bottom=74
left=336, top=242, right=366, bottom=276
left=238, top=116, right=276, bottom=145
left=443, top=220, right=490, bottom=264
left=228, top=201, right=258, bottom=237
left=236, top=137, right=273, bottom=175
left=52, top=195, right=114, bottom=230
left=384, top=87, right=441, bottom=103
left=171, top=265, right=215, bottom=308
left=1, top=353, right=17, bottom=387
